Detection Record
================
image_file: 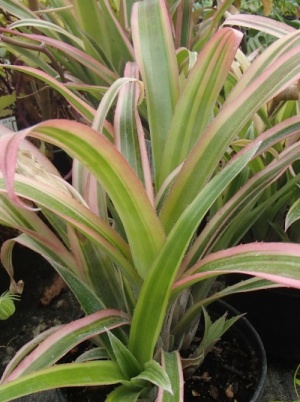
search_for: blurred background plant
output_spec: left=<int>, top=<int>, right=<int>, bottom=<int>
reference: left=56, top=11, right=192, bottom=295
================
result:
left=195, top=0, right=299, bottom=54
left=0, top=290, right=20, bottom=320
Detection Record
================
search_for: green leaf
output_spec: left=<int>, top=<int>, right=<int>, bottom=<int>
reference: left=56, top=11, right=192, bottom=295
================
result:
left=107, top=330, right=142, bottom=379
left=223, top=13, right=296, bottom=38
left=8, top=19, right=83, bottom=46
left=106, top=384, right=142, bottom=402
left=182, top=242, right=300, bottom=291
left=0, top=0, right=37, bottom=20
left=128, top=142, right=260, bottom=365
left=0, top=361, right=124, bottom=402
left=72, top=0, right=133, bottom=74
left=200, top=308, right=241, bottom=352
left=114, top=62, right=153, bottom=195
left=285, top=199, right=300, bottom=231
left=4, top=310, right=129, bottom=380
left=160, top=44, right=300, bottom=232
left=0, top=93, right=16, bottom=112
left=181, top=308, right=241, bottom=375
left=159, top=351, right=183, bottom=402
left=132, top=0, right=180, bottom=186
left=75, top=347, right=109, bottom=362
left=11, top=120, right=166, bottom=279
left=159, top=27, right=242, bottom=186
left=0, top=176, right=136, bottom=282
left=132, top=360, right=172, bottom=394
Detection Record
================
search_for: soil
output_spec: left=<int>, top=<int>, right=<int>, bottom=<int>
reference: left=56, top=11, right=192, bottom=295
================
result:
left=0, top=245, right=264, bottom=402
left=184, top=328, right=261, bottom=401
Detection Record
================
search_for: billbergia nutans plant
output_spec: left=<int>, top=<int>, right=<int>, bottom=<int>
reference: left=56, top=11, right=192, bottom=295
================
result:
left=0, top=0, right=300, bottom=400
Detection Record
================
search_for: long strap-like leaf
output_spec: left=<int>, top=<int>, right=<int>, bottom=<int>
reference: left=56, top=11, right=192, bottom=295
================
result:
left=160, top=45, right=300, bottom=232
left=132, top=0, right=180, bottom=187
left=159, top=28, right=242, bottom=187
left=0, top=361, right=125, bottom=402
left=128, top=142, right=260, bottom=365
left=4, top=121, right=165, bottom=280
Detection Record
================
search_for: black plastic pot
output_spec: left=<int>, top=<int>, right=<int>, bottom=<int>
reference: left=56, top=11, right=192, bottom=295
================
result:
left=205, top=300, right=267, bottom=402
left=225, top=286, right=300, bottom=362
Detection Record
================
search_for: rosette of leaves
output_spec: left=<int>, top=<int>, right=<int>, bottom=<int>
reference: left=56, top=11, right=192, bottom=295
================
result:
left=0, top=0, right=300, bottom=401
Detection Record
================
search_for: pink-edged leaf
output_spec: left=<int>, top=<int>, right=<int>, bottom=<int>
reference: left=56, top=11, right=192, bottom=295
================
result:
left=7, top=18, right=82, bottom=45
left=129, top=143, right=261, bottom=366
left=157, top=351, right=184, bottom=402
left=182, top=115, right=300, bottom=268
left=1, top=326, right=61, bottom=383
left=0, top=174, right=137, bottom=284
left=132, top=0, right=180, bottom=186
left=114, top=62, right=154, bottom=204
left=223, top=14, right=296, bottom=38
left=0, top=360, right=125, bottom=401
left=225, top=29, right=300, bottom=104
left=3, top=309, right=130, bottom=383
left=174, top=243, right=300, bottom=298
left=174, top=0, right=193, bottom=49
left=0, top=232, right=110, bottom=319
left=1, top=119, right=165, bottom=279
left=0, top=126, right=57, bottom=174
left=72, top=0, right=134, bottom=74
left=0, top=129, right=33, bottom=209
left=92, top=76, right=141, bottom=137
left=159, top=27, right=243, bottom=186
left=170, top=278, right=281, bottom=343
left=160, top=45, right=300, bottom=232
left=0, top=231, right=76, bottom=283
left=76, top=74, right=142, bottom=216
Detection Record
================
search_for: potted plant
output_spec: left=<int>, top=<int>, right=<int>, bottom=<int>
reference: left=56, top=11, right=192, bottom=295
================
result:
left=0, top=0, right=300, bottom=401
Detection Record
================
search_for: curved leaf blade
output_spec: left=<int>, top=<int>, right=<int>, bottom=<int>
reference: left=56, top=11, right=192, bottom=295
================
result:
left=223, top=14, right=296, bottom=38
left=4, top=310, right=129, bottom=382
left=1, top=121, right=165, bottom=279
left=180, top=242, right=300, bottom=293
left=160, top=45, right=300, bottom=232
left=0, top=361, right=125, bottom=402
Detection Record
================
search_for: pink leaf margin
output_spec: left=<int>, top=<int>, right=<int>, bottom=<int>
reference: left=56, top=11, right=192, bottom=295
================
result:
left=3, top=309, right=129, bottom=384
left=0, top=127, right=35, bottom=209
left=175, top=242, right=300, bottom=293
